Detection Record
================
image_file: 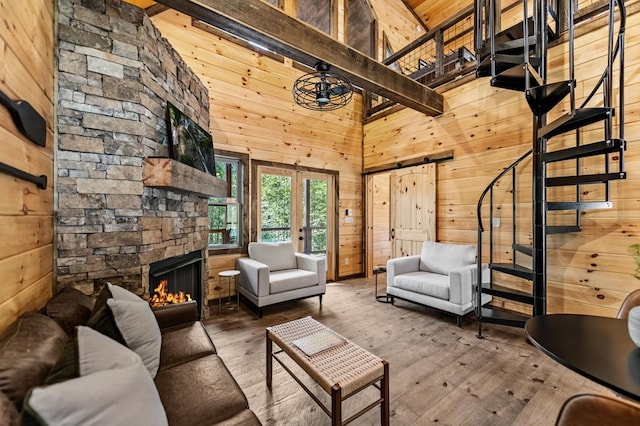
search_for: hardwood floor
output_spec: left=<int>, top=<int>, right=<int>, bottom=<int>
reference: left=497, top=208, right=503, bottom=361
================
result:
left=203, top=278, right=611, bottom=425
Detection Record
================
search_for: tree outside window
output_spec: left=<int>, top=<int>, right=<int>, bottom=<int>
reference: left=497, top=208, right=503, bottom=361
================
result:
left=209, top=155, right=244, bottom=249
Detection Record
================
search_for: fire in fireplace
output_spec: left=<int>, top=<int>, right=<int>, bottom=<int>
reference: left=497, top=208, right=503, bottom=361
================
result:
left=149, top=250, right=202, bottom=316
left=150, top=280, right=192, bottom=306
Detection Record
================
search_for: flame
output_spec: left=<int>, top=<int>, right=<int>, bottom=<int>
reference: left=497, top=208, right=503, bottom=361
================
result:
left=150, top=280, right=191, bottom=306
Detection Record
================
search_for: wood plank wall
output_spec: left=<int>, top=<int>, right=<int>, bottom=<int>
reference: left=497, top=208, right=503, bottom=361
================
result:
left=149, top=11, right=365, bottom=299
left=0, top=0, right=55, bottom=333
left=364, top=3, right=640, bottom=317
left=368, top=0, right=424, bottom=55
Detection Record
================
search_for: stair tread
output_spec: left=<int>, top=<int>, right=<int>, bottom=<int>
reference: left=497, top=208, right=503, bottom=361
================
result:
left=543, top=138, right=625, bottom=163
left=539, top=107, right=613, bottom=139
left=547, top=225, right=581, bottom=234
left=546, top=172, right=627, bottom=187
left=476, top=54, right=540, bottom=78
left=478, top=35, right=538, bottom=57
left=494, top=18, right=535, bottom=42
left=546, top=201, right=612, bottom=211
left=490, top=263, right=534, bottom=280
left=491, top=63, right=542, bottom=91
left=513, top=243, right=533, bottom=256
left=481, top=284, right=534, bottom=304
left=491, top=16, right=557, bottom=45
left=526, top=80, right=575, bottom=115
left=478, top=306, right=529, bottom=328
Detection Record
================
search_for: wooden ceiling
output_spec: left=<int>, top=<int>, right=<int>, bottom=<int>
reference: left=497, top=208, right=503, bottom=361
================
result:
left=403, top=0, right=469, bottom=29
left=127, top=0, right=465, bottom=30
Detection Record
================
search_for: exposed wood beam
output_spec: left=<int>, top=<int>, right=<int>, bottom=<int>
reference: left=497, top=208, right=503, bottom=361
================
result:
left=146, top=4, right=169, bottom=17
left=363, top=150, right=454, bottom=174
left=152, top=0, right=443, bottom=116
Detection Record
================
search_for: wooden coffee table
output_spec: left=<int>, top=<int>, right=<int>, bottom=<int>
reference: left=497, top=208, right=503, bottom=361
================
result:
left=266, top=316, right=389, bottom=425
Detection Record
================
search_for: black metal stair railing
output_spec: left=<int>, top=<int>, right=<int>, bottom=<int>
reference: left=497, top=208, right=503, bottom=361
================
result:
left=475, top=149, right=533, bottom=335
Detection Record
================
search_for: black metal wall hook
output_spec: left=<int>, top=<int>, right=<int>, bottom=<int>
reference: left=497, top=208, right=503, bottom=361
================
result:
left=0, top=161, right=47, bottom=189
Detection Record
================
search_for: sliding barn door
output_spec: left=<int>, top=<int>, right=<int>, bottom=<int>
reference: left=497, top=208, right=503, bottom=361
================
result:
left=390, top=164, right=436, bottom=257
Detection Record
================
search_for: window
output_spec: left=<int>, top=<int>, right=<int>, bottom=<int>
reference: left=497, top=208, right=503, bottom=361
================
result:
left=208, top=152, right=248, bottom=252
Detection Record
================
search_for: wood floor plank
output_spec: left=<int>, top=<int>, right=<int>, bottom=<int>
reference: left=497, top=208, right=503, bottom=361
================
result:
left=203, top=278, right=614, bottom=425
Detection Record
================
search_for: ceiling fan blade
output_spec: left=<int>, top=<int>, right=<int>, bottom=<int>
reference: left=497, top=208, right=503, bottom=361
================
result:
left=330, top=84, right=350, bottom=96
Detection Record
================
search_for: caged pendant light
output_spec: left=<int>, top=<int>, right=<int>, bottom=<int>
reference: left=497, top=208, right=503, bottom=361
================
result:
left=292, top=61, right=353, bottom=111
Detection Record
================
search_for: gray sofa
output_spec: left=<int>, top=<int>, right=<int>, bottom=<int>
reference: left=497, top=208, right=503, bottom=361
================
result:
left=0, top=287, right=260, bottom=425
left=236, top=241, right=326, bottom=316
left=386, top=241, right=491, bottom=326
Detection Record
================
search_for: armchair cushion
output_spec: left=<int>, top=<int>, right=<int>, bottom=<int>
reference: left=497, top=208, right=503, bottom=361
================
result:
left=248, top=241, right=297, bottom=271
left=394, top=271, right=449, bottom=300
left=420, top=241, right=476, bottom=275
left=270, top=269, right=319, bottom=294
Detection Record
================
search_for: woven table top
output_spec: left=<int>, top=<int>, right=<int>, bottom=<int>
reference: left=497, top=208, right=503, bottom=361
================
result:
left=267, top=316, right=385, bottom=396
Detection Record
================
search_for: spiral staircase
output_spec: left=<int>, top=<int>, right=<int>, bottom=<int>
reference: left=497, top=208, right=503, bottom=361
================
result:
left=473, top=0, right=627, bottom=337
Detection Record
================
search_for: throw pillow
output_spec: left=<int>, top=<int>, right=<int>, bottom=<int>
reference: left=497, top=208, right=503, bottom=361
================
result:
left=45, top=287, right=95, bottom=336
left=45, top=326, right=144, bottom=385
left=106, top=282, right=145, bottom=302
left=87, top=299, right=161, bottom=377
left=90, top=282, right=144, bottom=318
left=0, top=313, right=67, bottom=411
left=22, top=361, right=167, bottom=426
left=0, top=391, right=19, bottom=426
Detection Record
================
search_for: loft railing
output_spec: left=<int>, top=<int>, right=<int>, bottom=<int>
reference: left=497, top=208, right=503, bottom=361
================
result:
left=365, top=0, right=612, bottom=119
left=365, top=5, right=476, bottom=117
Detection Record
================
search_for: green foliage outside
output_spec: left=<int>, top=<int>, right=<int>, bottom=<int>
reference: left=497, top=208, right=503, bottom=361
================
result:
left=208, top=158, right=240, bottom=246
left=306, top=179, right=327, bottom=253
left=260, top=174, right=328, bottom=254
left=260, top=174, right=292, bottom=242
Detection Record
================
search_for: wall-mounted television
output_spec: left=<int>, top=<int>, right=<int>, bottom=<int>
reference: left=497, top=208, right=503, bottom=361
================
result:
left=166, top=102, right=216, bottom=177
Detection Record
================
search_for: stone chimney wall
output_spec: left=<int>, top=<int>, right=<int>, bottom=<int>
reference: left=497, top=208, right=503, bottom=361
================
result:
left=56, top=0, right=211, bottom=315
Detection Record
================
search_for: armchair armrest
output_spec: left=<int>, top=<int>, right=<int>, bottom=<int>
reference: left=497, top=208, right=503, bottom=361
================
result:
left=152, top=300, right=198, bottom=330
left=449, top=263, right=488, bottom=305
left=386, top=255, right=421, bottom=288
left=236, top=257, right=270, bottom=297
left=295, top=253, right=326, bottom=285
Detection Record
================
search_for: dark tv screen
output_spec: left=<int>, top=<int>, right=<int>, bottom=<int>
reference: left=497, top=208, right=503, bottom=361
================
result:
left=166, top=102, right=216, bottom=177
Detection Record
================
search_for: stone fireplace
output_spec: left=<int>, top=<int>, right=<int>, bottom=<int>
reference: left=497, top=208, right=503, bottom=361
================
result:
left=149, top=250, right=203, bottom=316
left=55, top=0, right=218, bottom=317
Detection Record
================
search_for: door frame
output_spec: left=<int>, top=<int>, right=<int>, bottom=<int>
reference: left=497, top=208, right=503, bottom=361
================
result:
left=365, top=172, right=391, bottom=278
left=251, top=160, right=338, bottom=281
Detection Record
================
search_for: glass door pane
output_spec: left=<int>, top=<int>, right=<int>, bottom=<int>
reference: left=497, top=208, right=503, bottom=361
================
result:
left=259, top=172, right=292, bottom=242
left=302, top=177, right=328, bottom=255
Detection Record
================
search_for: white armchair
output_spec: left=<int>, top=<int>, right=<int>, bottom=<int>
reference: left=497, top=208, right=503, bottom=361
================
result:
left=386, top=241, right=491, bottom=326
left=236, top=241, right=326, bottom=316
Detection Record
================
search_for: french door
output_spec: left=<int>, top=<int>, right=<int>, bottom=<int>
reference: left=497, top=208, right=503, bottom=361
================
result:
left=256, top=165, right=335, bottom=280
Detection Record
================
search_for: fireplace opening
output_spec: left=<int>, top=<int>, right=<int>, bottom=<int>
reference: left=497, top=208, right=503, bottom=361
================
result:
left=149, top=250, right=202, bottom=317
